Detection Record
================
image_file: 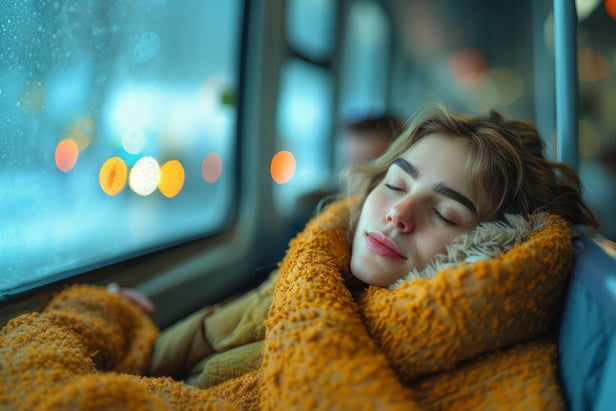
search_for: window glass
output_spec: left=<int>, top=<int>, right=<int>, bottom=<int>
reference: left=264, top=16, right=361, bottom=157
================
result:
left=576, top=1, right=616, bottom=240
left=339, top=0, right=390, bottom=118
left=274, top=58, right=333, bottom=214
left=390, top=0, right=536, bottom=120
left=0, top=0, right=243, bottom=294
left=285, top=0, right=337, bottom=61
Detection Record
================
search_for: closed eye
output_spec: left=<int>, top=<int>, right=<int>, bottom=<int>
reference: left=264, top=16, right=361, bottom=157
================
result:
left=434, top=209, right=456, bottom=226
left=384, top=183, right=403, bottom=192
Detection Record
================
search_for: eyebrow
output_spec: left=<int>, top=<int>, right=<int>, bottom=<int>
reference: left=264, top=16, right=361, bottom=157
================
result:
left=432, top=183, right=477, bottom=216
left=392, top=158, right=478, bottom=216
left=393, top=158, right=418, bottom=179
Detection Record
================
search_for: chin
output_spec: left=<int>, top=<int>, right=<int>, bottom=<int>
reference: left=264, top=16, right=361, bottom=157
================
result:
left=351, top=271, right=386, bottom=288
left=351, top=259, right=398, bottom=287
left=349, top=265, right=371, bottom=286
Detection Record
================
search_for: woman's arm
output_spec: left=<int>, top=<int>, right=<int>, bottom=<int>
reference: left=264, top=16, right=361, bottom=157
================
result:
left=0, top=285, right=155, bottom=409
left=0, top=285, right=247, bottom=410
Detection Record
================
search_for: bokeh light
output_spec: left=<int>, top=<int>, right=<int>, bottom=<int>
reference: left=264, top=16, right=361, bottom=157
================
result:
left=158, top=160, right=185, bottom=198
left=271, top=151, right=296, bottom=184
left=449, top=47, right=488, bottom=85
left=55, top=139, right=79, bottom=172
left=606, top=0, right=616, bottom=20
left=578, top=48, right=611, bottom=82
left=579, top=119, right=602, bottom=157
left=122, top=127, right=147, bottom=154
left=99, top=157, right=128, bottom=195
left=577, top=0, right=602, bottom=20
left=202, top=152, right=223, bottom=183
left=489, top=68, right=524, bottom=106
left=19, top=80, right=46, bottom=116
left=543, top=13, right=554, bottom=55
left=129, top=157, right=160, bottom=196
left=66, top=116, right=96, bottom=150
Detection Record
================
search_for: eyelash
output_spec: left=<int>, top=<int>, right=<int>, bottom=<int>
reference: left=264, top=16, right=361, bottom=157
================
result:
left=434, top=209, right=456, bottom=226
left=384, top=183, right=402, bottom=192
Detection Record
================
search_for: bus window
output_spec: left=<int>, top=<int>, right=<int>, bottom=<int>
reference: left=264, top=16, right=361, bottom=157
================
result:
left=575, top=1, right=616, bottom=240
left=285, top=0, right=337, bottom=62
left=388, top=1, right=537, bottom=122
left=0, top=0, right=244, bottom=295
left=275, top=59, right=333, bottom=215
left=273, top=0, right=337, bottom=216
left=339, top=0, right=390, bottom=118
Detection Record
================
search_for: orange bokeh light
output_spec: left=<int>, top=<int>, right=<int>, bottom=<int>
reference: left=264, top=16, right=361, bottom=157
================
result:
left=202, top=152, right=222, bottom=183
left=55, top=139, right=79, bottom=172
left=271, top=151, right=296, bottom=184
left=99, top=157, right=128, bottom=195
left=606, top=0, right=616, bottom=20
left=158, top=160, right=185, bottom=198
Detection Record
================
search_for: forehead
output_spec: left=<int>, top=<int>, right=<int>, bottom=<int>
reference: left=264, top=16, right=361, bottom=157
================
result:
left=402, top=133, right=470, bottom=171
left=393, top=133, right=470, bottom=186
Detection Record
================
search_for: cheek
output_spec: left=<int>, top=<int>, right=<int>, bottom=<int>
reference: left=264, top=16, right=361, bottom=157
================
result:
left=353, top=192, right=380, bottom=247
left=421, top=232, right=454, bottom=261
left=362, top=190, right=385, bottom=221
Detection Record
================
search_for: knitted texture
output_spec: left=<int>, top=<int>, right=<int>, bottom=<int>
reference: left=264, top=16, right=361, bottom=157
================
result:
left=0, top=200, right=572, bottom=410
left=262, top=201, right=570, bottom=409
left=0, top=286, right=237, bottom=410
left=262, top=200, right=421, bottom=409
left=363, top=213, right=571, bottom=382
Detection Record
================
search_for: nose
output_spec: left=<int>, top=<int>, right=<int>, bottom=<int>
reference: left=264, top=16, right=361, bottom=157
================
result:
left=385, top=197, right=413, bottom=234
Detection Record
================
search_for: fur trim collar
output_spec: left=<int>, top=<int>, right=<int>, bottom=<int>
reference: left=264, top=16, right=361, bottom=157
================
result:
left=391, top=213, right=549, bottom=289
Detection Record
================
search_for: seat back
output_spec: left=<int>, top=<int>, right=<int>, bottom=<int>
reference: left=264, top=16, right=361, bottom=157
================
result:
left=558, top=235, right=616, bottom=410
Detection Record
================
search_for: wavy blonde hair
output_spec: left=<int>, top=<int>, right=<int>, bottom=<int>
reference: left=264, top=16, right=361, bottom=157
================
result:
left=340, top=107, right=598, bottom=238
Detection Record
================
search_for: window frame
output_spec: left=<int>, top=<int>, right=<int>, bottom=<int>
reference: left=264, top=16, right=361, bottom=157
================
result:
left=0, top=0, right=289, bottom=330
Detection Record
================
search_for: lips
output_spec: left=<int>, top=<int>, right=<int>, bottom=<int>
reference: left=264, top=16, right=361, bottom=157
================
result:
left=365, top=231, right=407, bottom=259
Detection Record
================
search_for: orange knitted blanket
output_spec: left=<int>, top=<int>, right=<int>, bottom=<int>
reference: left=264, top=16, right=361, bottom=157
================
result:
left=0, top=200, right=572, bottom=410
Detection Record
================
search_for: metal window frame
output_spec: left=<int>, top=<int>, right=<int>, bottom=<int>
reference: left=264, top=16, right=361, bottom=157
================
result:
left=553, top=0, right=579, bottom=170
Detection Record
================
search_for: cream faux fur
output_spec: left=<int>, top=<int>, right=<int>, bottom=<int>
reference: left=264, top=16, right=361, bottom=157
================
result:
left=392, top=213, right=549, bottom=288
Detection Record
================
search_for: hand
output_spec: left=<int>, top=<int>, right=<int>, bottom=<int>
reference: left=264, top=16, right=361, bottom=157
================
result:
left=107, top=282, right=156, bottom=313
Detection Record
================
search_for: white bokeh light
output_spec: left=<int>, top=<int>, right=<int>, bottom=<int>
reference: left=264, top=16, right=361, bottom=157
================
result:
left=129, top=157, right=161, bottom=196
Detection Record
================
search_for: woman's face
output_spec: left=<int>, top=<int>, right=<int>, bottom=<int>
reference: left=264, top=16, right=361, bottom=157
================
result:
left=350, top=133, right=487, bottom=287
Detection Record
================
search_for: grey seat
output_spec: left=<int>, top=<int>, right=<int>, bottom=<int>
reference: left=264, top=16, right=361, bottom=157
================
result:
left=558, top=235, right=616, bottom=410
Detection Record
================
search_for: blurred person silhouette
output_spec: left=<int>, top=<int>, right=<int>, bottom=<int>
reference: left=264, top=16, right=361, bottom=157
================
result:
left=292, top=113, right=403, bottom=232
left=341, top=113, right=404, bottom=168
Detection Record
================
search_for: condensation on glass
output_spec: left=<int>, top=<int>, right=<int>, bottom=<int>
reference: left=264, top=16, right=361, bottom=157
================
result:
left=0, top=0, right=243, bottom=293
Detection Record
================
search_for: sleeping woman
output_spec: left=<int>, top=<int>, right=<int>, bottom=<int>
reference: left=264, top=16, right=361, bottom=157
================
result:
left=0, top=107, right=598, bottom=410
